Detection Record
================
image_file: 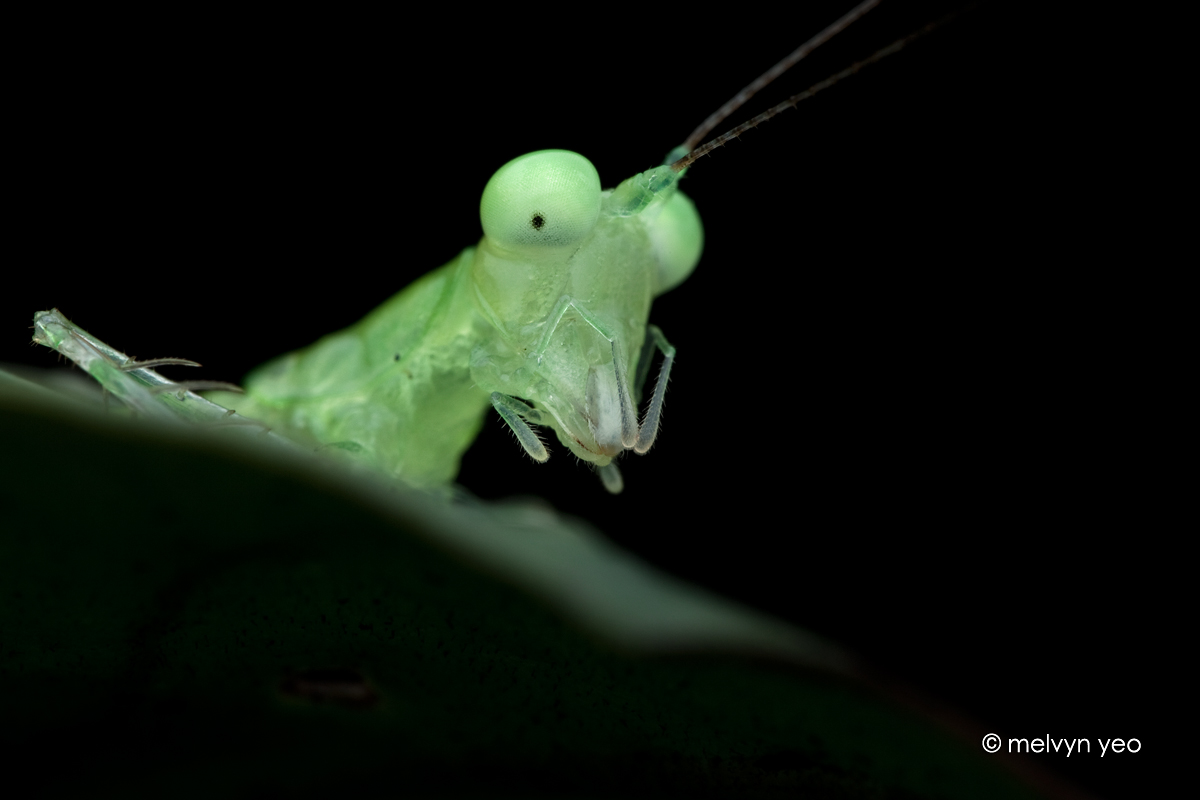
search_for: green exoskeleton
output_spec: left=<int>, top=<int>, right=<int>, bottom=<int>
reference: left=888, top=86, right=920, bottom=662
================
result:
left=198, top=0, right=922, bottom=494
left=207, top=152, right=700, bottom=494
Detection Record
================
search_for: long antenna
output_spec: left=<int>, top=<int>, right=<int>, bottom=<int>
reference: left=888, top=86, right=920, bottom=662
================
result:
left=679, top=0, right=884, bottom=154
left=671, top=6, right=969, bottom=172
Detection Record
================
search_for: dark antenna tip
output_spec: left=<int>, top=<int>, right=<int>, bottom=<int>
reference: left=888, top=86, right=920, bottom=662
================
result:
left=671, top=0, right=976, bottom=173
left=680, top=0, right=884, bottom=156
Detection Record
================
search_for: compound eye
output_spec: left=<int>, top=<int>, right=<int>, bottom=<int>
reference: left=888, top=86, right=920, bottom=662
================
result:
left=480, top=150, right=601, bottom=249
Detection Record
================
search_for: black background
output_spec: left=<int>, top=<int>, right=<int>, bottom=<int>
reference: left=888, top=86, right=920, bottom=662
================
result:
left=6, top=3, right=1159, bottom=797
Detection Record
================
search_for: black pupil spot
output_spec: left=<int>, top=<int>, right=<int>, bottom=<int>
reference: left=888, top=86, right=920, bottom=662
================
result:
left=530, top=213, right=545, bottom=230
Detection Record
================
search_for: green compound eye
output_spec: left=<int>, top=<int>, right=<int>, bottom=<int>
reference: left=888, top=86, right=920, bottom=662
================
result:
left=480, top=150, right=602, bottom=249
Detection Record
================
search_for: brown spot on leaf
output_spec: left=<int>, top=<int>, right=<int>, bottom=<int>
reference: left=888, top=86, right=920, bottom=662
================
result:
left=280, top=667, right=379, bottom=710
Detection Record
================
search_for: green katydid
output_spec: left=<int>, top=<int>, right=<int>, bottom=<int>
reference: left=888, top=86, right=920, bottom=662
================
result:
left=29, top=1, right=955, bottom=494
left=191, top=0, right=957, bottom=494
left=28, top=145, right=688, bottom=492
left=204, top=148, right=696, bottom=495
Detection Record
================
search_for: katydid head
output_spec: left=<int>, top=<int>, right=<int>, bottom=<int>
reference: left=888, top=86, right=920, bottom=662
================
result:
left=471, top=150, right=700, bottom=491
left=465, top=1, right=943, bottom=492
